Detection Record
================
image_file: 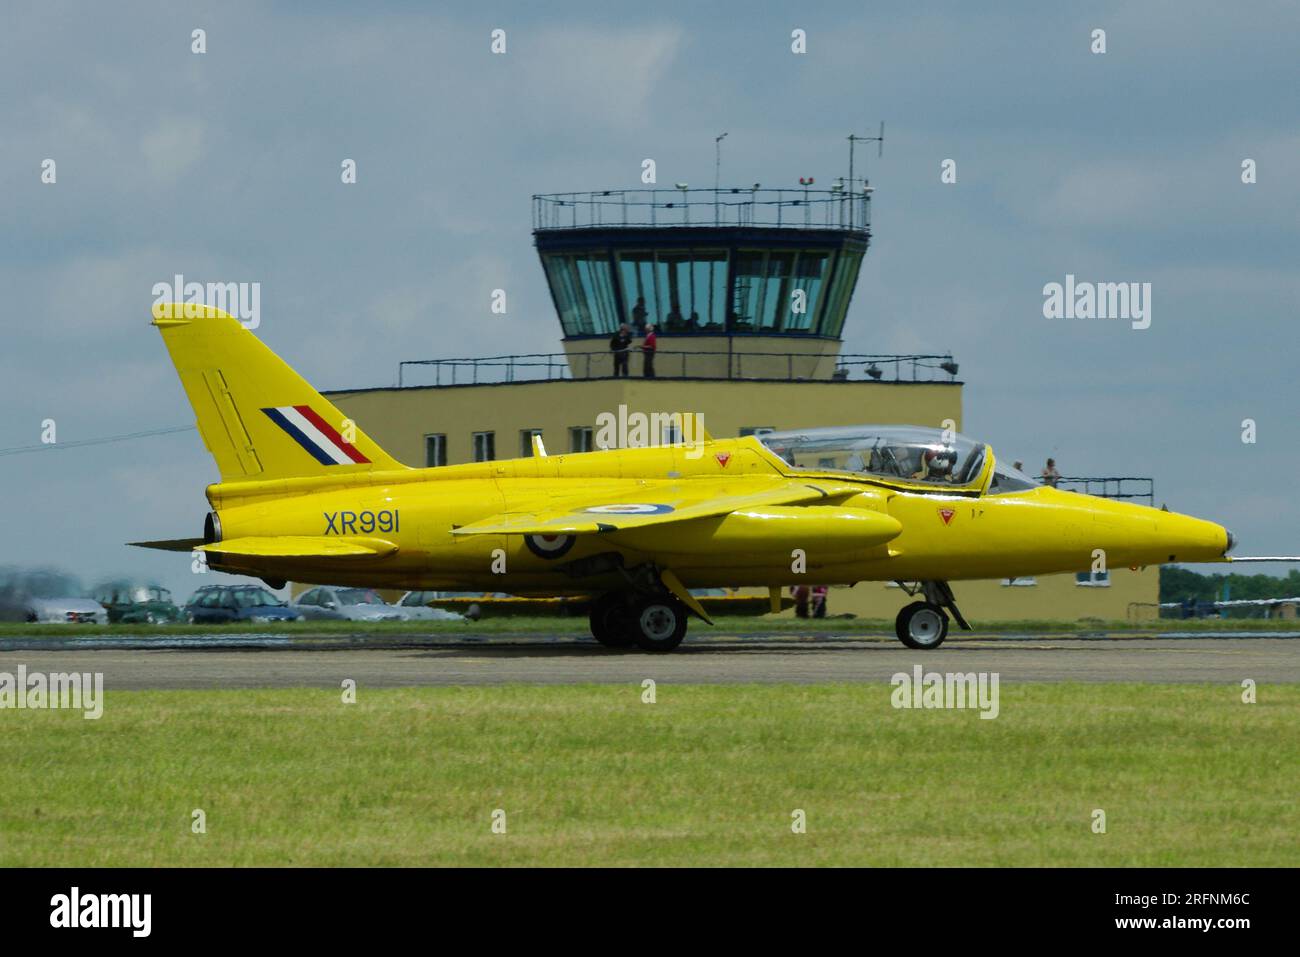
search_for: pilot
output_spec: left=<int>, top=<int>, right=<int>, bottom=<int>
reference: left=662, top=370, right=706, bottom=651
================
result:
left=911, top=448, right=955, bottom=481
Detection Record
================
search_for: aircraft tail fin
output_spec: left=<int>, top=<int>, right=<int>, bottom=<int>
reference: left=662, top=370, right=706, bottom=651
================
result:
left=152, top=303, right=406, bottom=482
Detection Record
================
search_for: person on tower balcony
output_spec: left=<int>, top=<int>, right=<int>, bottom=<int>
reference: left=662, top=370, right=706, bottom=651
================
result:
left=1040, top=458, right=1061, bottom=487
left=610, top=323, right=632, bottom=377
left=641, top=324, right=657, bottom=378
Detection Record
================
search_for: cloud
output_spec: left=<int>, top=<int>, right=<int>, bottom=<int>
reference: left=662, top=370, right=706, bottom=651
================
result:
left=140, top=116, right=206, bottom=184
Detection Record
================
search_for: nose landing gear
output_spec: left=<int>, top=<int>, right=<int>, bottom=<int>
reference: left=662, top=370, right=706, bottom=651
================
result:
left=894, top=581, right=970, bottom=649
left=897, top=601, right=949, bottom=649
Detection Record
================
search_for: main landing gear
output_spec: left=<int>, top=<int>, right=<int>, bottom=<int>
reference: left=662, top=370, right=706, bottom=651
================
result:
left=894, top=581, right=971, bottom=650
left=589, top=591, right=690, bottom=653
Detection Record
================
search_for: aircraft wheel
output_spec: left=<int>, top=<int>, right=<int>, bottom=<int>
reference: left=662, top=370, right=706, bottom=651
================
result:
left=896, top=601, right=948, bottom=649
left=632, top=596, right=688, bottom=653
left=589, top=595, right=636, bottom=648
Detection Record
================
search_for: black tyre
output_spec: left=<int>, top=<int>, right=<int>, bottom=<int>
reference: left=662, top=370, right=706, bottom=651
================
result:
left=589, top=595, right=636, bottom=648
left=631, top=597, right=688, bottom=653
left=896, top=600, right=949, bottom=649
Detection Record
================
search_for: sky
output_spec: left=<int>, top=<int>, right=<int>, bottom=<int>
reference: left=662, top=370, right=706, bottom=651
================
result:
left=1, top=0, right=1297, bottom=601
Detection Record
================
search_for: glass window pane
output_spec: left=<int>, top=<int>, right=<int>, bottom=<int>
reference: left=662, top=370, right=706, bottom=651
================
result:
left=617, top=252, right=658, bottom=332
left=424, top=434, right=446, bottom=467
left=575, top=255, right=618, bottom=335
left=688, top=251, right=727, bottom=332
left=818, top=250, right=860, bottom=338
left=730, top=252, right=764, bottom=332
left=759, top=252, right=792, bottom=331
left=786, top=251, right=828, bottom=332
left=543, top=255, right=587, bottom=336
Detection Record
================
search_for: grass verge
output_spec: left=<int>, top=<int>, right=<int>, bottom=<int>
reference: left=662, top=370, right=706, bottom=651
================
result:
left=1, top=683, right=1294, bottom=866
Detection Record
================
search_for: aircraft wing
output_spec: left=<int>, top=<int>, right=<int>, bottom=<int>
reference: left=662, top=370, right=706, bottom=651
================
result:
left=195, top=536, right=397, bottom=559
left=129, top=538, right=206, bottom=552
left=451, top=481, right=862, bottom=537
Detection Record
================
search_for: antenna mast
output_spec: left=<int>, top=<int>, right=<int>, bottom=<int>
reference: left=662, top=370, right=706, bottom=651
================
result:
left=846, top=122, right=885, bottom=228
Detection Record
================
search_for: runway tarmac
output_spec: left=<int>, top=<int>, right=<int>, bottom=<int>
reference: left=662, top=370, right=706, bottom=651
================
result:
left=1, top=634, right=1296, bottom=687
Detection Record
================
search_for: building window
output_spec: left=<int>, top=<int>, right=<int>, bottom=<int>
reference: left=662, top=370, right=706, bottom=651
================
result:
left=424, top=434, right=447, bottom=468
left=473, top=431, right=495, bottom=462
left=1076, top=570, right=1110, bottom=587
left=542, top=254, right=620, bottom=336
left=570, top=426, right=594, bottom=452
left=819, top=249, right=863, bottom=338
left=615, top=249, right=730, bottom=333
left=520, top=429, right=543, bottom=457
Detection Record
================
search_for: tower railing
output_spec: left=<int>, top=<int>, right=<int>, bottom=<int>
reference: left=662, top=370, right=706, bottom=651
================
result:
left=395, top=351, right=957, bottom=387
left=1052, top=476, right=1155, bottom=505
left=532, top=187, right=872, bottom=232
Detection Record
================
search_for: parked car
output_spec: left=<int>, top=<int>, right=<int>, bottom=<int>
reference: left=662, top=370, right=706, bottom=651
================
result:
left=183, top=585, right=301, bottom=624
left=26, top=596, right=108, bottom=625
left=1, top=566, right=107, bottom=624
left=292, top=586, right=443, bottom=622
left=92, top=581, right=182, bottom=624
left=400, top=590, right=579, bottom=620
left=393, top=591, right=468, bottom=622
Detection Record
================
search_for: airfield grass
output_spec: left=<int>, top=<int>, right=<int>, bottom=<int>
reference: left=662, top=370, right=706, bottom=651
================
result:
left=1, top=683, right=1295, bottom=867
left=5, top=614, right=1299, bottom=638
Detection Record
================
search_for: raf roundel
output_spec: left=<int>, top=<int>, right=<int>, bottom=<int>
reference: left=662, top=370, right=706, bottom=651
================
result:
left=582, top=503, right=675, bottom=515
left=525, top=533, right=577, bottom=559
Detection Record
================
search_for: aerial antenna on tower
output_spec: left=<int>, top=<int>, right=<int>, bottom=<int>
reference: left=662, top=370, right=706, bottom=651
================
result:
left=846, top=122, right=884, bottom=228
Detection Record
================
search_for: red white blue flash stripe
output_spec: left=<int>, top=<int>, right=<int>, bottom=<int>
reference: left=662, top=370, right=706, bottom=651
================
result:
left=261, top=405, right=370, bottom=465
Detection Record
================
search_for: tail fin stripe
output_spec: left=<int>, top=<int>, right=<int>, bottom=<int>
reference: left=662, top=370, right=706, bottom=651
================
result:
left=294, top=404, right=370, bottom=464
left=261, top=407, right=341, bottom=466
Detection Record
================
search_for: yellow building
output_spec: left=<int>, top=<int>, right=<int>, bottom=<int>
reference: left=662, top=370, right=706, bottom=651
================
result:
left=327, top=185, right=1155, bottom=622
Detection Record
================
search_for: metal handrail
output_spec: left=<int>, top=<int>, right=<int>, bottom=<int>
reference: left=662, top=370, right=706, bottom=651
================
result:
left=532, top=187, right=872, bottom=232
left=396, top=351, right=958, bottom=387
left=1052, top=476, right=1155, bottom=505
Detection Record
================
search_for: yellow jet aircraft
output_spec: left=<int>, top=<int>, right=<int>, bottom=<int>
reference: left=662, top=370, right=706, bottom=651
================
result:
left=135, top=304, right=1236, bottom=652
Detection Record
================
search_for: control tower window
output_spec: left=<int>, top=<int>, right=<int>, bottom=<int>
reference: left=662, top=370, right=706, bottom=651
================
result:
left=732, top=251, right=793, bottom=332
left=691, top=251, right=728, bottom=331
left=787, top=251, right=830, bottom=332
left=819, top=250, right=862, bottom=338
left=538, top=232, right=867, bottom=339
left=617, top=252, right=658, bottom=331
left=735, top=251, right=837, bottom=334
left=615, top=250, right=730, bottom=332
left=542, top=254, right=619, bottom=336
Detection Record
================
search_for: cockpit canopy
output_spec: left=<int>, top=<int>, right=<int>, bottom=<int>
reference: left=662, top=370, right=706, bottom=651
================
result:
left=757, top=425, right=990, bottom=488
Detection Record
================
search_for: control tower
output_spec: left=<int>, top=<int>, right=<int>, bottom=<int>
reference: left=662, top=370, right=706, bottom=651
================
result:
left=532, top=186, right=875, bottom=380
